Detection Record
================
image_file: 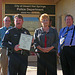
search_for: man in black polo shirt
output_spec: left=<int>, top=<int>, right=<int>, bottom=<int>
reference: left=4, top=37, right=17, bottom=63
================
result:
left=2, top=14, right=31, bottom=75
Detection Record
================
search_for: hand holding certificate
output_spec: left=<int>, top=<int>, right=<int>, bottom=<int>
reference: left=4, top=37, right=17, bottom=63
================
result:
left=19, top=33, right=33, bottom=51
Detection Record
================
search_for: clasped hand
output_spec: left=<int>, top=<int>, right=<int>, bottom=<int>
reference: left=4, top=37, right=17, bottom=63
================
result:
left=37, top=46, right=54, bottom=53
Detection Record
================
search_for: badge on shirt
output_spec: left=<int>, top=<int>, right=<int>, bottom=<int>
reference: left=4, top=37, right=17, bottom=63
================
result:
left=60, top=37, right=65, bottom=45
left=24, top=31, right=27, bottom=34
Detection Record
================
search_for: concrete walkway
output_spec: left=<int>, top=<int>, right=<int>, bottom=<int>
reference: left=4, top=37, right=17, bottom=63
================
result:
left=27, top=55, right=63, bottom=75
left=0, top=55, right=63, bottom=75
left=26, top=64, right=63, bottom=75
left=0, top=64, right=63, bottom=75
left=26, top=66, right=37, bottom=75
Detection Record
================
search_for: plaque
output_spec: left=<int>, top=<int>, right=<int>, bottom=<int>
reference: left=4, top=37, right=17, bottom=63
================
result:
left=19, top=33, right=32, bottom=51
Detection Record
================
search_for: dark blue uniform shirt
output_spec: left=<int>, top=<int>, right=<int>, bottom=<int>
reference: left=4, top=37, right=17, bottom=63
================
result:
left=2, top=27, right=30, bottom=55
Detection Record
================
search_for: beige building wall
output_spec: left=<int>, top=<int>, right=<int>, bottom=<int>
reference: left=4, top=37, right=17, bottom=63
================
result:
left=56, top=0, right=75, bottom=32
left=4, top=0, right=54, bottom=4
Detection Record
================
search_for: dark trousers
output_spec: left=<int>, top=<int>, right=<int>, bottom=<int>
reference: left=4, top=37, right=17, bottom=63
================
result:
left=37, top=51, right=57, bottom=75
left=60, top=46, right=75, bottom=75
left=8, top=53, right=28, bottom=75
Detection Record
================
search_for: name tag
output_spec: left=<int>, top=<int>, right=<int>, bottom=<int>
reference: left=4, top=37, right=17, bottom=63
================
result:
left=60, top=37, right=65, bottom=45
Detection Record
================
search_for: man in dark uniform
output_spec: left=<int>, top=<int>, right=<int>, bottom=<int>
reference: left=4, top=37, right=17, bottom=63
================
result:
left=2, top=14, right=31, bottom=75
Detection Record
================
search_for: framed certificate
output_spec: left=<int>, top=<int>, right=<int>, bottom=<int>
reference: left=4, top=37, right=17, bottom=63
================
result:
left=19, top=33, right=33, bottom=51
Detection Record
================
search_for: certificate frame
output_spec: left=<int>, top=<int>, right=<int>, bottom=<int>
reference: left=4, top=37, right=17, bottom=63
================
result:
left=19, top=33, right=32, bottom=51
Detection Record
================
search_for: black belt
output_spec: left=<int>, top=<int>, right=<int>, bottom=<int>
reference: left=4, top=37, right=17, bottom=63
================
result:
left=62, top=46, right=75, bottom=50
left=61, top=46, right=75, bottom=51
left=16, top=50, right=29, bottom=55
left=64, top=46, right=75, bottom=47
left=9, top=49, right=29, bottom=56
